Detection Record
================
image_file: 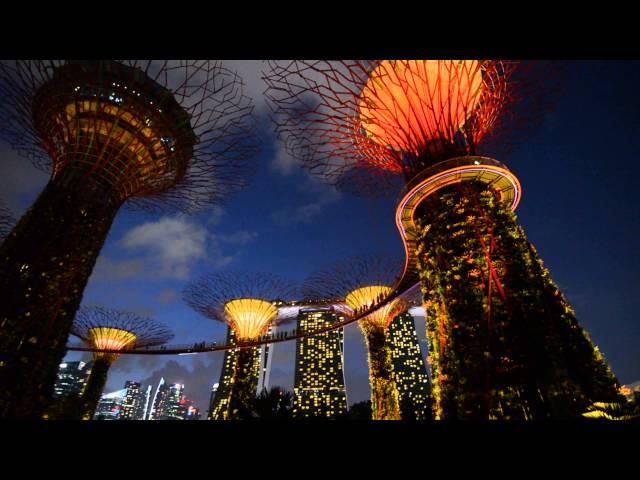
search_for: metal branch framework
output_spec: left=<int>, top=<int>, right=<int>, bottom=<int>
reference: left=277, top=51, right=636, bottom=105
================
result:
left=183, top=272, right=298, bottom=341
left=264, top=60, right=549, bottom=194
left=0, top=60, right=259, bottom=212
left=304, top=254, right=400, bottom=299
left=71, top=306, right=174, bottom=357
left=302, top=253, right=421, bottom=330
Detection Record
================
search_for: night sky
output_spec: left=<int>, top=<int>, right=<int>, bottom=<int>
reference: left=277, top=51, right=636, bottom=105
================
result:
left=1, top=61, right=638, bottom=414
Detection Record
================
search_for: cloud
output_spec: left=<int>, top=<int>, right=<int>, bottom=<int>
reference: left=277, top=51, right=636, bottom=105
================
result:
left=91, top=257, right=146, bottom=281
left=270, top=137, right=301, bottom=176
left=120, top=216, right=208, bottom=279
left=214, top=230, right=258, bottom=246
left=222, top=60, right=269, bottom=113
left=92, top=216, right=258, bottom=281
left=155, top=288, right=179, bottom=304
left=270, top=179, right=341, bottom=226
left=207, top=205, right=225, bottom=225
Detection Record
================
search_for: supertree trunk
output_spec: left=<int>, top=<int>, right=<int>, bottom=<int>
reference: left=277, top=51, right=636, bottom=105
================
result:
left=362, top=324, right=401, bottom=420
left=415, top=182, right=621, bottom=420
left=227, top=347, right=260, bottom=420
left=77, top=357, right=112, bottom=420
left=0, top=168, right=120, bottom=419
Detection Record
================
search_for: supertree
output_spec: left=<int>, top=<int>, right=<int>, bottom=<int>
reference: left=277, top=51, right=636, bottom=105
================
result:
left=265, top=60, right=621, bottom=419
left=0, top=60, right=258, bottom=418
left=302, top=254, right=413, bottom=420
left=183, top=272, right=297, bottom=420
left=65, top=306, right=173, bottom=420
left=0, top=198, right=15, bottom=243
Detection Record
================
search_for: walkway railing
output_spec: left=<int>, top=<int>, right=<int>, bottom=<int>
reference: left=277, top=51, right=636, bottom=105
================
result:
left=66, top=282, right=422, bottom=355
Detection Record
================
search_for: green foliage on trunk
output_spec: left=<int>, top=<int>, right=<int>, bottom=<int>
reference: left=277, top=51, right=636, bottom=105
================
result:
left=415, top=182, right=621, bottom=419
left=227, top=347, right=261, bottom=420
left=363, top=324, right=401, bottom=420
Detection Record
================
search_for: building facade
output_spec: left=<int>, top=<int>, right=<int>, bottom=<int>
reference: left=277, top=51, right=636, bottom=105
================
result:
left=120, top=381, right=146, bottom=420
left=293, top=306, right=348, bottom=419
left=93, top=388, right=127, bottom=420
left=142, top=385, right=152, bottom=420
left=388, top=312, right=431, bottom=420
left=53, top=361, right=92, bottom=398
left=257, top=325, right=275, bottom=394
left=207, top=382, right=219, bottom=418
left=148, top=378, right=170, bottom=420
left=164, top=383, right=185, bottom=420
left=182, top=399, right=201, bottom=420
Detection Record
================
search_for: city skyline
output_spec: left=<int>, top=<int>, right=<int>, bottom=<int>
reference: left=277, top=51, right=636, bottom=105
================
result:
left=1, top=61, right=638, bottom=415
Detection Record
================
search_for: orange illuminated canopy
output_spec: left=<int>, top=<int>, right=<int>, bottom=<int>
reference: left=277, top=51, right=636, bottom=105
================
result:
left=358, top=60, right=484, bottom=153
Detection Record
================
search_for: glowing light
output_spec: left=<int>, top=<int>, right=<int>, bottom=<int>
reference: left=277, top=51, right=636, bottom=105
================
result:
left=397, top=164, right=520, bottom=240
left=345, top=285, right=392, bottom=311
left=62, top=101, right=170, bottom=173
left=345, top=285, right=405, bottom=329
left=359, top=60, right=484, bottom=152
left=224, top=298, right=278, bottom=340
left=88, top=327, right=137, bottom=352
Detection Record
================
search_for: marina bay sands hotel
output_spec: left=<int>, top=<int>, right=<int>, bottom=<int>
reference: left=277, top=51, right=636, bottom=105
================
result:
left=207, top=302, right=431, bottom=419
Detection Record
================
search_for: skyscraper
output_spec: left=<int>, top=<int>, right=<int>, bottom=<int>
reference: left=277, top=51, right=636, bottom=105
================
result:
left=148, top=378, right=170, bottom=420
left=120, top=381, right=146, bottom=420
left=142, top=385, right=152, bottom=421
left=388, top=312, right=431, bottom=420
left=208, top=327, right=261, bottom=420
left=182, top=399, right=201, bottom=420
left=207, top=383, right=219, bottom=419
left=93, top=388, right=127, bottom=420
left=53, top=361, right=92, bottom=398
left=293, top=306, right=348, bottom=419
left=257, top=325, right=276, bottom=394
left=165, top=383, right=185, bottom=420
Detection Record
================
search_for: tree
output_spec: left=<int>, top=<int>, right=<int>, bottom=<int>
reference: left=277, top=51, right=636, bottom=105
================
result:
left=336, top=401, right=372, bottom=420
left=231, top=386, right=294, bottom=420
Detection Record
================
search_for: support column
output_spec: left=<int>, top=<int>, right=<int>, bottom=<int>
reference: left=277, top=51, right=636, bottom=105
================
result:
left=0, top=169, right=120, bottom=418
left=227, top=346, right=260, bottom=420
left=363, top=324, right=400, bottom=420
left=415, top=182, right=621, bottom=419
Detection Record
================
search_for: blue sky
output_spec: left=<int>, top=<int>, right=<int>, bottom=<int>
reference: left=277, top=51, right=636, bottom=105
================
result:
left=1, top=61, right=639, bottom=413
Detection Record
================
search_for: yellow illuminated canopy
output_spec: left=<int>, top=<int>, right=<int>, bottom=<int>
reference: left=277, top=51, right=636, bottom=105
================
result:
left=359, top=60, right=483, bottom=152
left=345, top=285, right=392, bottom=311
left=224, top=298, right=278, bottom=340
left=61, top=100, right=169, bottom=175
left=345, top=285, right=403, bottom=329
left=88, top=327, right=137, bottom=352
